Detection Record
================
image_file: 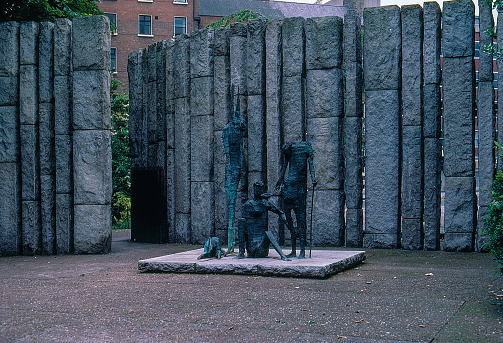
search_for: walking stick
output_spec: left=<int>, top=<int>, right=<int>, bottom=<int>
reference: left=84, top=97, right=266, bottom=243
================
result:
left=309, top=184, right=315, bottom=258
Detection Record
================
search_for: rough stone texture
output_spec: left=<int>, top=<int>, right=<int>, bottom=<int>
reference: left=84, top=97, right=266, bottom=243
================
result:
left=21, top=124, right=39, bottom=201
left=423, top=1, right=441, bottom=85
left=401, top=125, right=423, bottom=219
left=191, top=181, right=215, bottom=245
left=423, top=137, right=441, bottom=251
left=282, top=17, right=305, bottom=77
left=190, top=115, right=214, bottom=182
left=401, top=218, right=422, bottom=250
left=190, top=29, right=213, bottom=78
left=73, top=70, right=111, bottom=130
left=156, top=41, right=167, bottom=143
left=56, top=193, right=72, bottom=254
left=38, top=22, right=54, bottom=104
left=166, top=147, right=176, bottom=241
left=190, top=76, right=213, bottom=116
left=247, top=19, right=266, bottom=96
left=305, top=190, right=345, bottom=246
left=343, top=10, right=362, bottom=65
left=443, top=233, right=474, bottom=252
left=0, top=106, right=19, bottom=163
left=54, top=19, right=72, bottom=77
left=73, top=204, right=111, bottom=254
left=364, top=90, right=400, bottom=248
left=306, top=68, right=344, bottom=119
left=146, top=63, right=158, bottom=146
left=54, top=76, right=71, bottom=135
left=442, top=57, right=475, bottom=178
left=306, top=16, right=343, bottom=70
left=213, top=56, right=230, bottom=131
left=20, top=22, right=38, bottom=66
left=173, top=35, right=190, bottom=99
left=55, top=135, right=72, bottom=194
left=0, top=21, right=19, bottom=77
left=175, top=212, right=191, bottom=243
left=40, top=174, right=55, bottom=255
left=21, top=200, right=40, bottom=255
left=282, top=75, right=305, bottom=142
left=476, top=205, right=490, bottom=252
left=442, top=0, right=474, bottom=58
left=0, top=76, right=19, bottom=106
left=423, top=84, right=441, bottom=138
left=346, top=208, right=363, bottom=247
left=247, top=95, right=266, bottom=196
left=213, top=27, right=230, bottom=56
left=363, top=6, right=401, bottom=91
left=39, top=103, right=54, bottom=176
left=72, top=16, right=111, bottom=71
left=20, top=65, right=38, bottom=125
left=213, top=130, right=226, bottom=231
left=146, top=43, right=157, bottom=83
left=73, top=130, right=112, bottom=205
left=307, top=117, right=344, bottom=191
left=128, top=50, right=145, bottom=169
left=478, top=0, right=494, bottom=82
left=344, top=62, right=363, bottom=118
left=174, top=97, right=191, bottom=214
left=230, top=24, right=247, bottom=95
left=345, top=116, right=363, bottom=209
left=0, top=163, right=21, bottom=256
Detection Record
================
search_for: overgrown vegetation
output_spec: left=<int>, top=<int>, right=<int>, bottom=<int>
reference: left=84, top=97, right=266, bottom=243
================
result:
left=0, top=0, right=103, bottom=22
left=205, top=9, right=266, bottom=28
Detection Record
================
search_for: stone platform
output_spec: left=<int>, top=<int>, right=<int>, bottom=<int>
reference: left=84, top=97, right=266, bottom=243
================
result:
left=138, top=249, right=366, bottom=278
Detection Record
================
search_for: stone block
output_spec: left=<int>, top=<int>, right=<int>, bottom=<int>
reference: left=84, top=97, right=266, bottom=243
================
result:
left=213, top=27, right=230, bottom=56
left=190, top=29, right=214, bottom=78
left=282, top=17, right=305, bottom=77
left=0, top=76, right=19, bottom=106
left=442, top=0, right=474, bottom=58
left=344, top=62, right=363, bottom=118
left=174, top=34, right=190, bottom=99
left=306, top=68, right=344, bottom=119
left=0, top=106, right=19, bottom=163
left=476, top=205, right=490, bottom=252
left=364, top=233, right=399, bottom=249
left=343, top=10, right=362, bottom=65
left=39, top=103, right=54, bottom=176
left=443, top=233, right=474, bottom=252
left=39, top=22, right=54, bottom=104
left=478, top=0, right=494, bottom=82
left=230, top=29, right=247, bottom=93
left=213, top=131, right=227, bottom=232
left=73, top=130, right=112, bottom=205
left=423, top=84, right=441, bottom=138
left=19, top=65, right=38, bottom=125
left=143, top=43, right=156, bottom=83
left=55, top=134, right=72, bottom=194
left=307, top=189, right=345, bottom=246
left=247, top=95, right=265, bottom=174
left=346, top=208, right=363, bottom=247
left=21, top=124, right=39, bottom=201
left=20, top=22, right=38, bottom=66
left=444, top=176, right=476, bottom=235
left=423, top=1, right=441, bottom=85
left=401, top=218, right=422, bottom=250
left=191, top=115, right=214, bottom=182
left=175, top=212, right=191, bottom=243
left=175, top=180, right=191, bottom=214
left=0, top=21, right=19, bottom=77
left=247, top=19, right=266, bottom=96
left=54, top=76, right=72, bottom=135
left=174, top=98, right=191, bottom=209
left=401, top=125, right=423, bottom=219
left=282, top=75, right=305, bottom=142
left=74, top=204, right=111, bottom=254
left=363, top=6, right=401, bottom=91
left=128, top=50, right=144, bottom=164
left=307, top=117, right=344, bottom=190
left=345, top=116, right=363, bottom=209
left=40, top=174, right=55, bottom=254
left=0, top=163, right=21, bottom=256
left=191, top=181, right=215, bottom=244
left=423, top=138, right=441, bottom=251
left=306, top=16, right=343, bottom=70
left=22, top=200, right=40, bottom=255
left=54, top=18, right=72, bottom=76
left=146, top=76, right=158, bottom=145
left=478, top=81, right=496, bottom=206
left=72, top=15, right=111, bottom=71
left=73, top=70, right=111, bottom=130
left=190, top=76, right=214, bottom=116
left=156, top=44, right=167, bottom=142
left=213, top=56, right=231, bottom=131
left=442, top=57, right=475, bottom=177
left=401, top=87, right=422, bottom=126
left=56, top=193, right=72, bottom=254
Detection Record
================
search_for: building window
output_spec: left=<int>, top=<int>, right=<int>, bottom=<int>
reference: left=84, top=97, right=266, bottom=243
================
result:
left=105, top=13, right=117, bottom=35
left=138, top=0, right=153, bottom=2
left=111, top=47, right=117, bottom=73
left=139, top=15, right=152, bottom=36
left=174, top=17, right=186, bottom=36
left=173, top=0, right=188, bottom=3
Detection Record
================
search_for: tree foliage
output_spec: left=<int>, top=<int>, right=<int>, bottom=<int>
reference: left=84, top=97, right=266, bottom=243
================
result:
left=205, top=9, right=266, bottom=28
left=485, top=145, right=503, bottom=274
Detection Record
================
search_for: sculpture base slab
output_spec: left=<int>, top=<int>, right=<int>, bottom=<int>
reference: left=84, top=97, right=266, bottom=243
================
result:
left=138, top=249, right=366, bottom=278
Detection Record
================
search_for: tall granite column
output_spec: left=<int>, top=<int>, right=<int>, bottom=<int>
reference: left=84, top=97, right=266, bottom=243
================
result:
left=19, top=22, right=40, bottom=255
left=442, top=0, right=476, bottom=251
left=401, top=5, right=424, bottom=250
left=363, top=6, right=401, bottom=248
left=343, top=10, right=364, bottom=247
left=165, top=40, right=176, bottom=242
left=190, top=29, right=215, bottom=244
left=0, top=22, right=21, bottom=256
left=305, top=16, right=345, bottom=246
left=146, top=43, right=158, bottom=169
left=423, top=1, right=442, bottom=250
left=477, top=0, right=496, bottom=251
left=72, top=16, right=112, bottom=254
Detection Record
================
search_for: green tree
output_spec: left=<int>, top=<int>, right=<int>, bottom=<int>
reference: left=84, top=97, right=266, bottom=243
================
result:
left=205, top=9, right=266, bottom=28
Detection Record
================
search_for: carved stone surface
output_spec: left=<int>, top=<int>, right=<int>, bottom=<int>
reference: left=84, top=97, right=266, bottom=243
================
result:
left=40, top=174, right=55, bottom=254
left=72, top=15, right=111, bottom=71
left=74, top=204, right=111, bottom=254
left=213, top=56, right=230, bottom=131
left=56, top=193, right=72, bottom=254
left=306, top=68, right=344, bottom=119
left=423, top=1, right=441, bottom=85
left=191, top=181, right=215, bottom=244
left=20, top=21, right=38, bottom=66
left=401, top=125, right=423, bottom=219
left=443, top=233, right=474, bottom=252
left=190, top=76, right=214, bottom=116
left=423, top=137, right=441, bottom=250
left=478, top=0, right=494, bottom=82
left=282, top=17, right=305, bottom=78
left=54, top=76, right=71, bottom=135
left=308, top=189, right=345, bottom=246
left=444, top=177, right=476, bottom=241
left=21, top=124, right=39, bottom=201
left=246, top=19, right=266, bottom=96
left=73, top=70, right=111, bottom=130
left=0, top=106, right=19, bottom=163
left=344, top=62, right=363, bottom=118
left=39, top=103, right=54, bottom=176
left=0, top=76, right=19, bottom=106
left=38, top=22, right=54, bottom=104
left=54, top=18, right=72, bottom=77
left=22, top=200, right=40, bottom=255
left=19, top=65, right=38, bottom=125
left=442, top=0, right=474, bottom=58
left=0, top=21, right=19, bottom=77
left=173, top=34, right=190, bottom=99
left=190, top=115, right=214, bottom=182
left=345, top=116, right=363, bottom=209
left=213, top=27, right=230, bottom=57
left=401, top=218, right=422, bottom=250
left=282, top=75, right=305, bottom=142
left=0, top=163, right=21, bottom=255
left=306, top=16, right=343, bottom=70
left=343, top=10, right=361, bottom=65
left=345, top=208, right=363, bottom=247
left=190, top=29, right=213, bottom=78
left=423, top=84, right=441, bottom=138
left=55, top=134, right=72, bottom=194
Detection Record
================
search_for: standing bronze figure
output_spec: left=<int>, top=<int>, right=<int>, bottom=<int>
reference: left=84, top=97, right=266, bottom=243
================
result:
left=275, top=141, right=317, bottom=259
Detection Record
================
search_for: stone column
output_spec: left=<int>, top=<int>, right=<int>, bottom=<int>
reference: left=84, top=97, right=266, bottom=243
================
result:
left=343, top=10, right=364, bottom=247
left=423, top=1, right=442, bottom=250
left=363, top=6, right=401, bottom=248
left=442, top=0, right=476, bottom=251
left=165, top=40, right=176, bottom=242
left=19, top=22, right=40, bottom=255
left=146, top=43, right=158, bottom=168
left=190, top=29, right=215, bottom=244
left=72, top=16, right=112, bottom=254
left=305, top=16, right=345, bottom=246
left=0, top=22, right=21, bottom=256
left=401, top=5, right=423, bottom=250
left=477, top=0, right=496, bottom=252
left=128, top=49, right=147, bottom=170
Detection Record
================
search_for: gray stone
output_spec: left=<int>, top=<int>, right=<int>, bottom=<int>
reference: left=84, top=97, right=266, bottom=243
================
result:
left=40, top=174, right=55, bottom=254
left=0, top=106, right=19, bottom=163
left=21, top=124, right=39, bottom=201
left=476, top=205, right=490, bottom=252
left=54, top=18, right=72, bottom=76
left=165, top=43, right=175, bottom=148
left=423, top=137, right=441, bottom=251
left=128, top=50, right=144, bottom=166
left=174, top=97, right=191, bottom=214
left=22, top=200, right=40, bottom=255
left=72, top=15, right=111, bottom=71
left=156, top=42, right=167, bottom=142
left=174, top=212, right=191, bottom=243
left=146, top=71, right=158, bottom=145
left=443, top=233, right=474, bottom=252
left=307, top=117, right=344, bottom=190
left=74, top=204, right=111, bottom=254
left=213, top=130, right=226, bottom=231
left=230, top=27, right=247, bottom=95
left=423, top=1, right=441, bottom=85
left=282, top=17, right=305, bottom=77
left=0, top=76, right=19, bottom=106
left=442, top=0, right=474, bottom=58
left=213, top=27, right=230, bottom=56
left=166, top=147, right=175, bottom=242
left=282, top=75, right=305, bottom=142
left=423, top=84, right=441, bottom=138
left=478, top=0, right=494, bottom=82
left=306, top=189, right=345, bottom=246
left=444, top=177, right=476, bottom=236
left=442, top=57, right=475, bottom=178
left=401, top=125, right=423, bottom=219
left=190, top=29, right=214, bottom=78
left=173, top=34, right=190, bottom=99
left=73, top=70, right=111, bottom=130
left=344, top=62, right=363, bottom=118
left=363, top=233, right=399, bottom=249
left=145, top=43, right=157, bottom=83
left=191, top=181, right=215, bottom=244
left=343, top=10, right=362, bottom=65
left=55, top=135, right=72, bottom=194
left=346, top=208, right=363, bottom=247
left=20, top=22, right=38, bottom=66
left=73, top=130, right=112, bottom=205
left=344, top=116, right=363, bottom=209
left=0, top=163, right=21, bottom=256
left=190, top=115, right=214, bottom=182
left=190, top=76, right=214, bottom=116
left=38, top=22, right=54, bottom=104
left=247, top=95, right=265, bottom=175
left=306, top=16, right=343, bottom=70
left=363, top=6, right=401, bottom=91
left=39, top=103, right=55, bottom=176
left=0, top=21, right=19, bottom=77
left=306, top=68, right=344, bottom=119
left=19, top=65, right=38, bottom=125
left=401, top=218, right=422, bottom=250
left=213, top=56, right=230, bottom=131
left=247, top=19, right=266, bottom=96
left=56, top=193, right=72, bottom=254
left=54, top=76, right=71, bottom=135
